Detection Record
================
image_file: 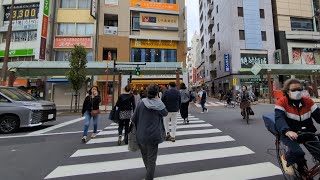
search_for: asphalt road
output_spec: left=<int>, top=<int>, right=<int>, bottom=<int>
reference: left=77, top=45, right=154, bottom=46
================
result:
left=0, top=101, right=319, bottom=180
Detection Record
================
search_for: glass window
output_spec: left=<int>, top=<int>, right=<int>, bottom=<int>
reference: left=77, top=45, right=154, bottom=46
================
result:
left=86, top=51, right=93, bottom=61
left=260, top=9, right=265, bottom=19
left=131, top=49, right=142, bottom=62
left=0, top=88, right=36, bottom=101
left=217, top=23, right=219, bottom=32
left=167, top=0, right=176, bottom=4
left=216, top=5, right=218, bottom=14
left=131, top=48, right=176, bottom=62
left=261, top=31, right=267, bottom=41
left=61, top=0, right=76, bottom=8
left=78, top=0, right=90, bottom=9
left=77, top=24, right=86, bottom=35
left=0, top=95, right=9, bottom=103
left=58, top=23, right=75, bottom=35
left=238, top=7, right=243, bottom=17
left=291, top=18, right=313, bottom=31
left=85, top=24, right=94, bottom=35
left=218, top=42, right=220, bottom=50
left=55, top=51, right=71, bottom=61
left=132, top=17, right=140, bottom=30
left=239, top=30, right=245, bottom=40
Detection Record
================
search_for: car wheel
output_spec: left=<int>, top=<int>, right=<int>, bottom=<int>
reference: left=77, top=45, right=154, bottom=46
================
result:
left=0, top=115, right=20, bottom=134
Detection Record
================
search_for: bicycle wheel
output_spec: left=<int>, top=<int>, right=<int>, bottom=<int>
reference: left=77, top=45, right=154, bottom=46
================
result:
left=276, top=137, right=301, bottom=180
left=246, top=108, right=249, bottom=124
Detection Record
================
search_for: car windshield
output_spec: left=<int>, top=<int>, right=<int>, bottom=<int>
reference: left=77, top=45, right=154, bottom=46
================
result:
left=0, top=88, right=37, bottom=101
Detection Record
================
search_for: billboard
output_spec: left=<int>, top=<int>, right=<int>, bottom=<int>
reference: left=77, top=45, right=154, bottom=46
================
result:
left=240, top=53, right=268, bottom=68
left=130, top=0, right=179, bottom=11
left=140, top=13, right=178, bottom=31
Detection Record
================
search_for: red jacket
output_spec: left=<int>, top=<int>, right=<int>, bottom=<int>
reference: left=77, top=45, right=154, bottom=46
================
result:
left=275, top=96, right=320, bottom=135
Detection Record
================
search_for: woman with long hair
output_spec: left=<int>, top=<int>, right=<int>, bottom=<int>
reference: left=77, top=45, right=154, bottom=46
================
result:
left=81, top=86, right=101, bottom=143
left=179, top=83, right=190, bottom=124
left=116, top=85, right=136, bottom=145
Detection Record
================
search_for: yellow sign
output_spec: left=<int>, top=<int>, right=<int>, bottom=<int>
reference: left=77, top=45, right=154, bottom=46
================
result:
left=233, top=78, right=237, bottom=86
left=131, top=39, right=177, bottom=49
left=130, top=0, right=179, bottom=11
left=140, top=13, right=178, bottom=29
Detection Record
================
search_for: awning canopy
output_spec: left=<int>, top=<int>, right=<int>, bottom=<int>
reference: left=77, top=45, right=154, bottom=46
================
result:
left=251, top=64, right=320, bottom=75
left=0, top=61, right=184, bottom=77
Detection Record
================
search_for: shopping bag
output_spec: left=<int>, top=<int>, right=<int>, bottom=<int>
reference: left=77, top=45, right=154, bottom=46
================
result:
left=128, top=122, right=140, bottom=152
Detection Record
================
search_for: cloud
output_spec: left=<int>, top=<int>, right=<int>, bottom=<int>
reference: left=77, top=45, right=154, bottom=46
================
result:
left=185, top=0, right=200, bottom=46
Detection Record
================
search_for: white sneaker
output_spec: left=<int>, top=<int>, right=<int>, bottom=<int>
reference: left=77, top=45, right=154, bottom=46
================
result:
left=206, top=109, right=209, bottom=113
left=82, top=136, right=87, bottom=143
left=91, top=133, right=97, bottom=138
left=201, top=112, right=204, bottom=113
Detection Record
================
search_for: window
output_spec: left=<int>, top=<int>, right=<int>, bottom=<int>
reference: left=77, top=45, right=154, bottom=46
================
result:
left=77, top=24, right=94, bottom=36
left=2, top=31, right=37, bottom=43
left=260, top=9, right=265, bottom=19
left=58, top=24, right=75, bottom=35
left=86, top=51, right=93, bottom=62
left=132, top=17, right=140, bottom=30
left=56, top=51, right=93, bottom=61
left=60, top=0, right=90, bottom=9
left=219, top=61, right=221, bottom=70
left=103, top=48, right=117, bottom=60
left=0, top=95, right=9, bottom=103
left=261, top=31, right=267, bottom=41
left=58, top=23, right=93, bottom=36
left=131, top=48, right=177, bottom=62
left=167, top=0, right=176, bottom=4
left=216, top=5, right=218, bottom=13
left=217, top=23, right=219, bottom=32
left=238, top=7, right=243, bottom=17
left=218, top=42, right=220, bottom=50
left=291, top=18, right=313, bottom=31
left=239, top=30, right=245, bottom=40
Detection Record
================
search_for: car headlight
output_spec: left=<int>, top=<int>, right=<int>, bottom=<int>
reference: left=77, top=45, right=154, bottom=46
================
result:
left=22, top=102, right=42, bottom=107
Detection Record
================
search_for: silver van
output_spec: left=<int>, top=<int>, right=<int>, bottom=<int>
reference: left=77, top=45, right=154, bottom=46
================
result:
left=0, top=86, right=56, bottom=134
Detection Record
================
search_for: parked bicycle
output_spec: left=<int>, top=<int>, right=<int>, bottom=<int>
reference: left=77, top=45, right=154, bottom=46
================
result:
left=263, top=113, right=320, bottom=180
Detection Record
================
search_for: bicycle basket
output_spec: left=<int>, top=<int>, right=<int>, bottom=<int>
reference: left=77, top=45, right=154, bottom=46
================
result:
left=305, top=141, right=320, bottom=161
left=262, top=113, right=278, bottom=136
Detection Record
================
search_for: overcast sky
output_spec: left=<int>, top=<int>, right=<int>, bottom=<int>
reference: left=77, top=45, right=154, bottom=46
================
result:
left=185, top=0, right=200, bottom=46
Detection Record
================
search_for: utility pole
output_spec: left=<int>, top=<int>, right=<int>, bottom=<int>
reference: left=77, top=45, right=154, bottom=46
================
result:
left=1, top=0, right=15, bottom=86
left=314, top=1, right=320, bottom=98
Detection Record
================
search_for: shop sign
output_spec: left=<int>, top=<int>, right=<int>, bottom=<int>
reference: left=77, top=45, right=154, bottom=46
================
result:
left=240, top=53, right=268, bottom=68
left=140, top=13, right=178, bottom=31
left=54, top=37, right=92, bottom=48
left=240, top=78, right=274, bottom=83
left=105, top=0, right=118, bottom=6
left=91, top=0, right=97, bottom=19
left=224, top=54, right=230, bottom=72
left=130, top=0, right=179, bottom=12
left=38, top=0, right=50, bottom=60
left=0, top=49, right=34, bottom=57
left=292, top=48, right=320, bottom=65
left=274, top=49, right=282, bottom=64
left=233, top=78, right=237, bottom=86
left=131, top=39, right=177, bottom=49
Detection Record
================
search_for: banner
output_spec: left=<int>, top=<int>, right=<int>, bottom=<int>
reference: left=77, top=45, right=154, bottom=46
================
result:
left=54, top=37, right=92, bottom=48
left=292, top=48, right=317, bottom=65
left=140, top=13, right=178, bottom=31
left=130, top=0, right=179, bottom=11
left=131, top=39, right=177, bottom=49
left=240, top=53, right=268, bottom=68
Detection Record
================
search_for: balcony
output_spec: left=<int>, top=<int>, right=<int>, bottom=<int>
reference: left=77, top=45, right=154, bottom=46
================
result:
left=209, top=32, right=215, bottom=44
left=208, top=19, right=214, bottom=29
left=104, top=26, right=118, bottom=35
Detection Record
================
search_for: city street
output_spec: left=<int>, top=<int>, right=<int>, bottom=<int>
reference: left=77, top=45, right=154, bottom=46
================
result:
left=3, top=101, right=319, bottom=180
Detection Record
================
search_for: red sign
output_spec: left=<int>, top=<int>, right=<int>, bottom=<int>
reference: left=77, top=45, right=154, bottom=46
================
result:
left=39, top=37, right=46, bottom=60
left=41, top=16, right=48, bottom=37
left=193, top=68, right=196, bottom=84
left=54, top=37, right=92, bottom=48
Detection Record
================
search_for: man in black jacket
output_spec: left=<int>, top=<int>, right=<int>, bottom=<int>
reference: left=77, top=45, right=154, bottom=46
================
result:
left=161, top=82, right=181, bottom=142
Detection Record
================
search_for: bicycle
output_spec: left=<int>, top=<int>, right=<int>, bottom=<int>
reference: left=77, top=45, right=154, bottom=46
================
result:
left=241, top=101, right=251, bottom=124
left=263, top=113, right=320, bottom=180
left=224, top=96, right=235, bottom=108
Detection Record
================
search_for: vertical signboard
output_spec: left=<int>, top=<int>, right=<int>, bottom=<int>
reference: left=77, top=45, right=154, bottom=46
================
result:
left=36, top=0, right=50, bottom=60
left=224, top=54, right=231, bottom=72
left=91, top=0, right=97, bottom=19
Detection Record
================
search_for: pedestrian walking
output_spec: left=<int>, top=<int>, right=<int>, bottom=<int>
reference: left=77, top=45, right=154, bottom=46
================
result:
left=179, top=83, right=190, bottom=124
left=116, top=85, right=136, bottom=145
left=131, top=84, right=168, bottom=180
left=161, top=82, right=181, bottom=142
left=81, top=86, right=101, bottom=143
left=198, top=87, right=208, bottom=113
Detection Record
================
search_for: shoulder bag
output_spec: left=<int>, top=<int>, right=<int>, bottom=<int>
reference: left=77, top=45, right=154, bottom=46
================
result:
left=91, top=97, right=101, bottom=117
left=128, top=121, right=140, bottom=152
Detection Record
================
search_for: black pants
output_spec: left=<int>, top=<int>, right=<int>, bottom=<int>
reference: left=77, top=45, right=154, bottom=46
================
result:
left=118, top=119, right=130, bottom=142
left=201, top=101, right=207, bottom=112
left=180, top=102, right=189, bottom=119
left=139, top=144, right=159, bottom=180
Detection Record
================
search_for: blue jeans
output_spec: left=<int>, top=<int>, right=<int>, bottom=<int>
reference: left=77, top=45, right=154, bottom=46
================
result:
left=83, top=111, right=99, bottom=136
left=280, top=135, right=305, bottom=167
left=201, top=101, right=207, bottom=112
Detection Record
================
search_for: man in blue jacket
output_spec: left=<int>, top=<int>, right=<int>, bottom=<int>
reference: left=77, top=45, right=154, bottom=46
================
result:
left=162, top=82, right=181, bottom=142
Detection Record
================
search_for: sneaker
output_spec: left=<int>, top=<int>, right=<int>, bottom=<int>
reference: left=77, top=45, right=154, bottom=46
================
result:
left=201, top=112, right=204, bottom=113
left=206, top=109, right=209, bottom=113
left=91, top=133, right=97, bottom=138
left=81, top=136, right=87, bottom=143
left=165, top=133, right=172, bottom=141
left=117, top=136, right=122, bottom=146
left=171, top=137, right=176, bottom=142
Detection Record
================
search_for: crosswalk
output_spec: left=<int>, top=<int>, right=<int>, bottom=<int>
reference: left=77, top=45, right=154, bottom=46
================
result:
left=194, top=101, right=225, bottom=107
left=45, top=114, right=282, bottom=180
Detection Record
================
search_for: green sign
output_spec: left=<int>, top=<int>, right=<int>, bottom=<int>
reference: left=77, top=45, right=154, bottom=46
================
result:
left=0, top=49, right=34, bottom=57
left=240, top=78, right=274, bottom=83
left=43, top=0, right=50, bottom=16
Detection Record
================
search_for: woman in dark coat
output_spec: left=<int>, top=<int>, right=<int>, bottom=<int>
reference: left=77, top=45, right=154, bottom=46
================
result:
left=81, top=86, right=101, bottom=143
left=116, top=85, right=135, bottom=145
left=179, top=83, right=190, bottom=124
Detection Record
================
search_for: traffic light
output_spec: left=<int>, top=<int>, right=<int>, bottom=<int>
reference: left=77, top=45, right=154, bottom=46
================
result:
left=135, top=67, right=141, bottom=76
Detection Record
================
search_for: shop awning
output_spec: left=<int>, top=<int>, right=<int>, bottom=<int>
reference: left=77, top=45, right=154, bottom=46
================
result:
left=251, top=64, right=320, bottom=75
left=0, top=61, right=184, bottom=77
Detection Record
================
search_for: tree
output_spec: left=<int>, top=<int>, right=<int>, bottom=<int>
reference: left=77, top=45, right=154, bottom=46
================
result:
left=67, top=45, right=87, bottom=112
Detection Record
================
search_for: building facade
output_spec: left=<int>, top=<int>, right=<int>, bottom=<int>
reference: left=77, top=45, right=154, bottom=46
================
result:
left=0, top=0, right=54, bottom=97
left=199, top=0, right=275, bottom=95
left=97, top=0, right=187, bottom=100
left=272, top=0, right=320, bottom=93
left=188, top=32, right=200, bottom=88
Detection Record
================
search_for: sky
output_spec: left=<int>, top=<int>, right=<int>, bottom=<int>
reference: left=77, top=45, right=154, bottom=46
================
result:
left=185, top=0, right=200, bottom=46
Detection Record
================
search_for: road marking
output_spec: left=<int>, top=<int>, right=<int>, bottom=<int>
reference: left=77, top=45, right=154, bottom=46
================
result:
left=105, top=120, right=206, bottom=130
left=109, top=118, right=201, bottom=126
left=98, top=124, right=213, bottom=136
left=72, top=136, right=235, bottom=157
left=45, top=146, right=254, bottom=179
left=28, top=117, right=85, bottom=135
left=88, top=128, right=222, bottom=144
left=0, top=130, right=99, bottom=139
left=154, top=162, right=282, bottom=180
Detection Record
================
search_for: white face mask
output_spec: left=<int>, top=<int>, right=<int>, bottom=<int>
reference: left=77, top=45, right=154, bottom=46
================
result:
left=289, top=91, right=303, bottom=100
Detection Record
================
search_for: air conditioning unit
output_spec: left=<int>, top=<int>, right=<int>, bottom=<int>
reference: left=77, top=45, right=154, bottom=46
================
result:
left=104, top=26, right=118, bottom=35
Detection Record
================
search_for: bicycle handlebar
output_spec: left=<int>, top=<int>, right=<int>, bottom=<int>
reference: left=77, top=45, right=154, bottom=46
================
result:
left=297, top=132, right=320, bottom=137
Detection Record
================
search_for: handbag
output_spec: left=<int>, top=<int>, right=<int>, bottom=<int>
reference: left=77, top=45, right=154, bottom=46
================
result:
left=248, top=107, right=255, bottom=115
left=90, top=97, right=100, bottom=117
left=128, top=121, right=140, bottom=152
left=108, top=106, right=119, bottom=124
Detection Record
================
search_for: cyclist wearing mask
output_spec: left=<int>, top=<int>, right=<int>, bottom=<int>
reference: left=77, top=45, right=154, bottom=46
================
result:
left=275, top=78, right=320, bottom=174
